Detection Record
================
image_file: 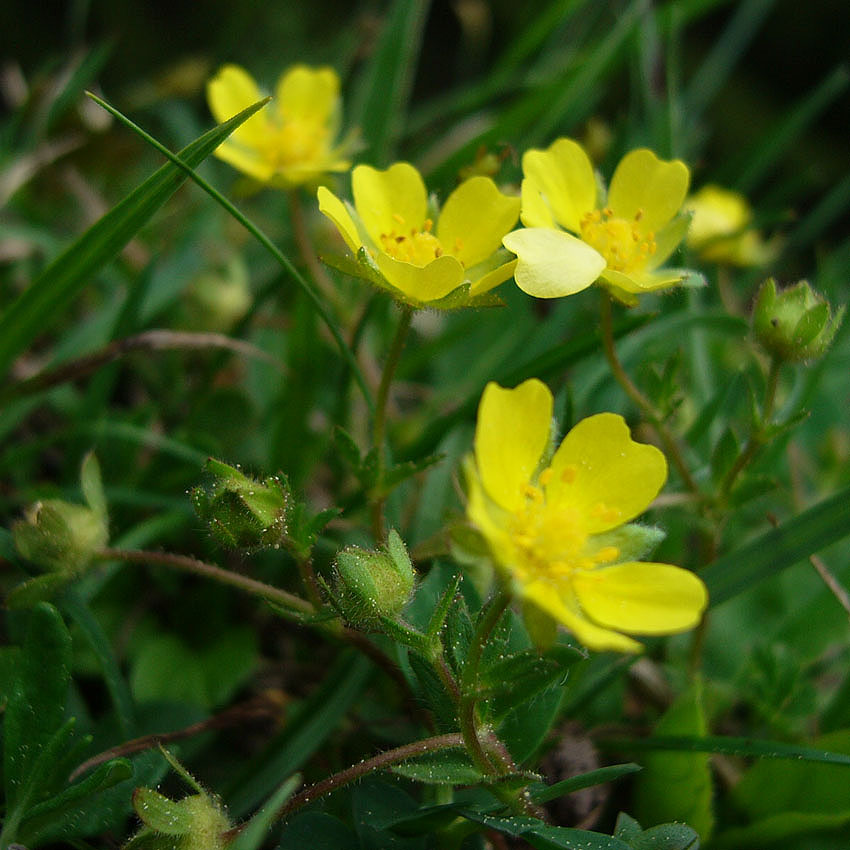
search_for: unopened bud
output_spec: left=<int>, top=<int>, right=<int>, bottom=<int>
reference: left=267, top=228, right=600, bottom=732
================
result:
left=126, top=788, right=230, bottom=850
left=752, top=278, right=844, bottom=362
left=333, top=529, right=415, bottom=627
left=191, top=459, right=289, bottom=550
left=13, top=500, right=108, bottom=573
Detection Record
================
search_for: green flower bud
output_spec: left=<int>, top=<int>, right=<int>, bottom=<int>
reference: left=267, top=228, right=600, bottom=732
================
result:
left=13, top=499, right=108, bottom=573
left=333, top=529, right=415, bottom=627
left=752, top=278, right=845, bottom=362
left=126, top=788, right=231, bottom=850
left=191, top=458, right=289, bottom=551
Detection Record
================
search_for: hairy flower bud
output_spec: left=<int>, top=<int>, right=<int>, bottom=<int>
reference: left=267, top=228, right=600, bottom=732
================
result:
left=125, top=788, right=231, bottom=850
left=13, top=453, right=108, bottom=574
left=752, top=278, right=845, bottom=362
left=333, top=529, right=415, bottom=627
left=191, top=458, right=289, bottom=550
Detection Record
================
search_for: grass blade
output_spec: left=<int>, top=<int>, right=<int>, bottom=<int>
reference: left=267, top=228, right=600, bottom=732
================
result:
left=702, top=484, right=850, bottom=607
left=0, top=97, right=269, bottom=379
left=600, top=734, right=850, bottom=766
left=351, top=0, right=430, bottom=165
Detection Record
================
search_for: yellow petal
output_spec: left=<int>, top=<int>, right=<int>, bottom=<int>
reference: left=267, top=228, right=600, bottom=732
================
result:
left=520, top=177, right=556, bottom=228
left=437, top=177, right=520, bottom=268
left=607, top=148, right=690, bottom=234
left=375, top=252, right=464, bottom=302
left=468, top=258, right=517, bottom=296
left=212, top=141, right=275, bottom=182
left=206, top=64, right=270, bottom=148
left=502, top=228, right=605, bottom=298
left=474, top=379, right=552, bottom=513
left=352, top=162, right=427, bottom=249
left=317, top=186, right=362, bottom=253
left=547, top=413, right=667, bottom=534
left=522, top=138, right=597, bottom=233
left=647, top=214, right=691, bottom=269
left=464, top=456, right=513, bottom=561
left=523, top=579, right=642, bottom=653
left=573, top=562, right=707, bottom=634
left=601, top=268, right=685, bottom=295
left=275, top=65, right=340, bottom=125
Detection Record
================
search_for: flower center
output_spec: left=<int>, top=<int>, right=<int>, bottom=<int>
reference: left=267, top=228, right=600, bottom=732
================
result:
left=508, top=472, right=619, bottom=584
left=379, top=216, right=445, bottom=266
left=262, top=119, right=329, bottom=169
left=579, top=207, right=656, bottom=274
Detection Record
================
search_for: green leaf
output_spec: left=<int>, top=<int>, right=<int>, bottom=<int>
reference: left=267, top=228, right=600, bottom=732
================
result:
left=3, top=602, right=72, bottom=809
left=530, top=764, right=642, bottom=805
left=497, top=681, right=563, bottom=765
left=481, top=650, right=568, bottom=721
left=392, top=748, right=485, bottom=785
left=80, top=451, right=108, bottom=517
left=407, top=651, right=458, bottom=733
left=459, top=811, right=632, bottom=850
left=614, top=813, right=700, bottom=850
left=351, top=0, right=430, bottom=165
left=702, top=485, right=850, bottom=606
left=17, top=759, right=134, bottom=847
left=0, top=97, right=268, bottom=378
left=632, top=680, right=714, bottom=840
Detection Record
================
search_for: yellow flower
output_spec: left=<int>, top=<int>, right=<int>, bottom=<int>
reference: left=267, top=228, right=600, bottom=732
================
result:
left=318, top=162, right=520, bottom=307
left=503, top=139, right=692, bottom=305
left=685, top=184, right=778, bottom=267
left=206, top=63, right=353, bottom=187
left=465, top=379, right=707, bottom=653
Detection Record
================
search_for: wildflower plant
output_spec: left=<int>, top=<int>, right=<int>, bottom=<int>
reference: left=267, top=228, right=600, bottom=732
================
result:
left=1, top=4, right=849, bottom=850
left=319, top=161, right=520, bottom=307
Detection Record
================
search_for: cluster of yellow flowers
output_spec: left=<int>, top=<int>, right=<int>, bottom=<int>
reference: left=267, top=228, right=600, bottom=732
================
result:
left=205, top=62, right=758, bottom=652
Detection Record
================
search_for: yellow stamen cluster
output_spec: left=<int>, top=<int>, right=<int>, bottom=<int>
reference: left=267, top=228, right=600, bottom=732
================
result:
left=260, top=122, right=329, bottom=169
left=579, top=207, right=657, bottom=274
left=379, top=216, right=445, bottom=266
left=508, top=473, right=620, bottom=584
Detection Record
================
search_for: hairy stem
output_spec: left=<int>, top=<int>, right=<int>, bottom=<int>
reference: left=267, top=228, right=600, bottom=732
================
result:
left=600, top=293, right=700, bottom=495
left=371, top=306, right=414, bottom=541
left=96, top=548, right=313, bottom=613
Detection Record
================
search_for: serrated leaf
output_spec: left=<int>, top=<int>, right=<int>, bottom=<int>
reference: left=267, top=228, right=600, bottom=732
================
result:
left=407, top=651, right=458, bottom=733
left=498, top=681, right=563, bottom=765
left=443, top=592, right=474, bottom=675
left=481, top=651, right=565, bottom=719
left=0, top=98, right=268, bottom=377
left=632, top=680, right=713, bottom=840
left=393, top=748, right=485, bottom=785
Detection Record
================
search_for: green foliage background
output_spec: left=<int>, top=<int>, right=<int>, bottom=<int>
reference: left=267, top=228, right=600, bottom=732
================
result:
left=1, top=1, right=849, bottom=849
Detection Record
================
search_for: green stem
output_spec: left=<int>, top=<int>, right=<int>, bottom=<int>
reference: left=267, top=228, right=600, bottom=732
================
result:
left=370, top=306, right=414, bottom=541
left=458, top=590, right=513, bottom=776
left=287, top=188, right=339, bottom=306
left=96, top=548, right=313, bottom=613
left=600, top=293, right=700, bottom=496
left=88, top=93, right=374, bottom=414
left=719, top=357, right=781, bottom=499
left=253, top=733, right=465, bottom=829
